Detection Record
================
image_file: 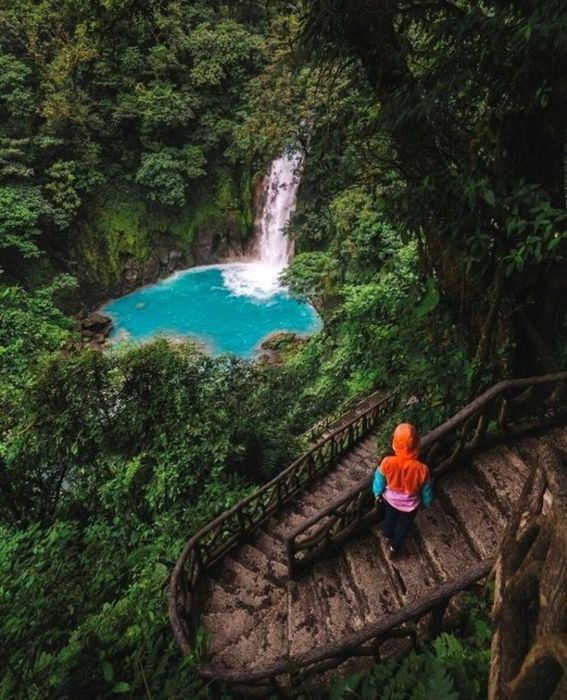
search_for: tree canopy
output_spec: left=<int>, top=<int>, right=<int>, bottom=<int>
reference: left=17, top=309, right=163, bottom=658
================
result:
left=1, top=1, right=566, bottom=697
left=296, top=0, right=567, bottom=376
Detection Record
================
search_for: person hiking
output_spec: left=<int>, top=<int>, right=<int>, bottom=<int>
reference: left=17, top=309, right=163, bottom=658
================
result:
left=372, top=423, right=432, bottom=557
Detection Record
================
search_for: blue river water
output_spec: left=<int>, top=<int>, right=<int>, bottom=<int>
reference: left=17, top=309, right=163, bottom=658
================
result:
left=101, top=264, right=321, bottom=358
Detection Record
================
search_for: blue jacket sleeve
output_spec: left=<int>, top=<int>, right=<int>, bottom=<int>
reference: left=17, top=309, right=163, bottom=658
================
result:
left=372, top=468, right=386, bottom=497
left=421, top=480, right=433, bottom=508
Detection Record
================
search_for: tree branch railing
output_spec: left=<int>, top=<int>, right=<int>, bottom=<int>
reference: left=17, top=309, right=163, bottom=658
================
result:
left=199, top=558, right=494, bottom=693
left=169, top=389, right=399, bottom=655
left=489, top=444, right=567, bottom=700
left=301, top=389, right=385, bottom=443
left=286, top=372, right=567, bottom=580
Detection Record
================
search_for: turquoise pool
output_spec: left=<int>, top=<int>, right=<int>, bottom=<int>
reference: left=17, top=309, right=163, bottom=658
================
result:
left=101, top=263, right=321, bottom=358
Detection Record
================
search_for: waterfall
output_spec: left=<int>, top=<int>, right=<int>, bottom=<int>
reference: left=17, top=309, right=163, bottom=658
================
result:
left=257, top=151, right=302, bottom=268
left=222, top=151, right=302, bottom=298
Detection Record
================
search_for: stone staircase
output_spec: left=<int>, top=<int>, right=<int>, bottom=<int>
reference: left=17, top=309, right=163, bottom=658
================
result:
left=200, top=426, right=567, bottom=674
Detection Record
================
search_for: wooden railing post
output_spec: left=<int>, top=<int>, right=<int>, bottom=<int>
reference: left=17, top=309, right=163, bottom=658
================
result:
left=193, top=541, right=203, bottom=574
left=428, top=599, right=449, bottom=638
left=489, top=446, right=567, bottom=700
left=237, top=507, right=247, bottom=536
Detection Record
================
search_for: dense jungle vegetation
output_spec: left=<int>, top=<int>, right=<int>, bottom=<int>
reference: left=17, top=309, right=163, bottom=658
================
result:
left=1, top=0, right=566, bottom=697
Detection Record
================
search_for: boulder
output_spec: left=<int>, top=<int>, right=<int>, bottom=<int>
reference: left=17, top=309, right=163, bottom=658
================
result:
left=82, top=311, right=112, bottom=334
left=260, top=331, right=304, bottom=352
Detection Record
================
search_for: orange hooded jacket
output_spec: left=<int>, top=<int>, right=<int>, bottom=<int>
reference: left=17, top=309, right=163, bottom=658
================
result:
left=378, top=423, right=430, bottom=495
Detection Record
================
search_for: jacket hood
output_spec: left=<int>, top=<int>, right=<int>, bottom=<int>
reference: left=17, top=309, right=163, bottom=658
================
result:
left=392, top=423, right=420, bottom=460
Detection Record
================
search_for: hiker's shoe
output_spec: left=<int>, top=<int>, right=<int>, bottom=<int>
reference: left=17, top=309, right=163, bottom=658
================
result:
left=388, top=545, right=399, bottom=559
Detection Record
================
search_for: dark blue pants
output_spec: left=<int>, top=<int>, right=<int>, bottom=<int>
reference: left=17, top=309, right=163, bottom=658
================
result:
left=383, top=501, right=417, bottom=553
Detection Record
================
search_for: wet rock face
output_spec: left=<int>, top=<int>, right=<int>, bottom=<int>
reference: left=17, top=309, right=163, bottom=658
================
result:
left=112, top=246, right=192, bottom=298
left=79, top=226, right=232, bottom=308
left=69, top=244, right=194, bottom=311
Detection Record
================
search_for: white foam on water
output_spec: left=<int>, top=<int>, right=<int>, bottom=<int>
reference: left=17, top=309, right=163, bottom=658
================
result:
left=221, top=261, right=284, bottom=299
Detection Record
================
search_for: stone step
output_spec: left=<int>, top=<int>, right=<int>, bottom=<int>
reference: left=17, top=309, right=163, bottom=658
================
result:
left=202, top=604, right=263, bottom=656
left=288, top=572, right=330, bottom=658
left=369, top=524, right=440, bottom=605
left=270, top=510, right=316, bottom=540
left=198, top=428, right=565, bottom=675
left=412, top=500, right=479, bottom=581
left=311, top=556, right=367, bottom=643
left=238, top=542, right=288, bottom=587
left=203, top=579, right=272, bottom=617
left=356, top=433, right=378, bottom=448
left=254, top=529, right=286, bottom=564
left=305, top=480, right=342, bottom=503
left=335, top=455, right=371, bottom=481
left=469, top=447, right=529, bottom=518
left=297, top=490, right=333, bottom=511
left=267, top=498, right=320, bottom=538
left=501, top=443, right=531, bottom=479
left=218, top=555, right=276, bottom=601
left=550, top=424, right=567, bottom=452
left=212, top=596, right=288, bottom=671
left=436, top=469, right=506, bottom=559
left=510, top=435, right=545, bottom=471
left=352, top=443, right=377, bottom=463
left=302, top=495, right=346, bottom=520
left=289, top=498, right=320, bottom=520
left=342, top=532, right=402, bottom=626
left=324, top=470, right=361, bottom=493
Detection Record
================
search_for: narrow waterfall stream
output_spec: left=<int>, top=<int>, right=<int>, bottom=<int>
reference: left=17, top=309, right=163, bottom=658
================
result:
left=222, top=151, right=302, bottom=298
left=258, top=151, right=302, bottom=267
left=102, top=152, right=320, bottom=357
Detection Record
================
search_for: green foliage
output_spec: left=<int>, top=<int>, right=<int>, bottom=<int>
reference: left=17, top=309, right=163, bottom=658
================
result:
left=1, top=338, right=303, bottom=528
left=0, top=53, right=35, bottom=125
left=414, top=279, right=440, bottom=320
left=135, top=147, right=207, bottom=208
left=0, top=514, right=220, bottom=698
left=0, top=330, right=306, bottom=697
left=283, top=251, right=338, bottom=303
left=1, top=2, right=565, bottom=698
left=43, top=161, right=83, bottom=230
left=295, top=0, right=567, bottom=374
left=280, top=188, right=470, bottom=433
left=323, top=624, right=489, bottom=699
left=188, top=20, right=264, bottom=89
left=0, top=185, right=47, bottom=258
left=0, top=279, right=75, bottom=387
left=0, top=0, right=266, bottom=280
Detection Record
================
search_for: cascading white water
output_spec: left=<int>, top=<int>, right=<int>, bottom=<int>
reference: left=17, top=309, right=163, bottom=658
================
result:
left=222, top=151, right=302, bottom=298
left=257, top=151, right=302, bottom=267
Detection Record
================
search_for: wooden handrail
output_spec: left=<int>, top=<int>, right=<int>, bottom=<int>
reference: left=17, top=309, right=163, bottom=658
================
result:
left=169, top=389, right=399, bottom=655
left=200, top=558, right=494, bottom=686
left=301, top=390, right=385, bottom=442
left=285, top=372, right=567, bottom=579
left=169, top=371, right=567, bottom=690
